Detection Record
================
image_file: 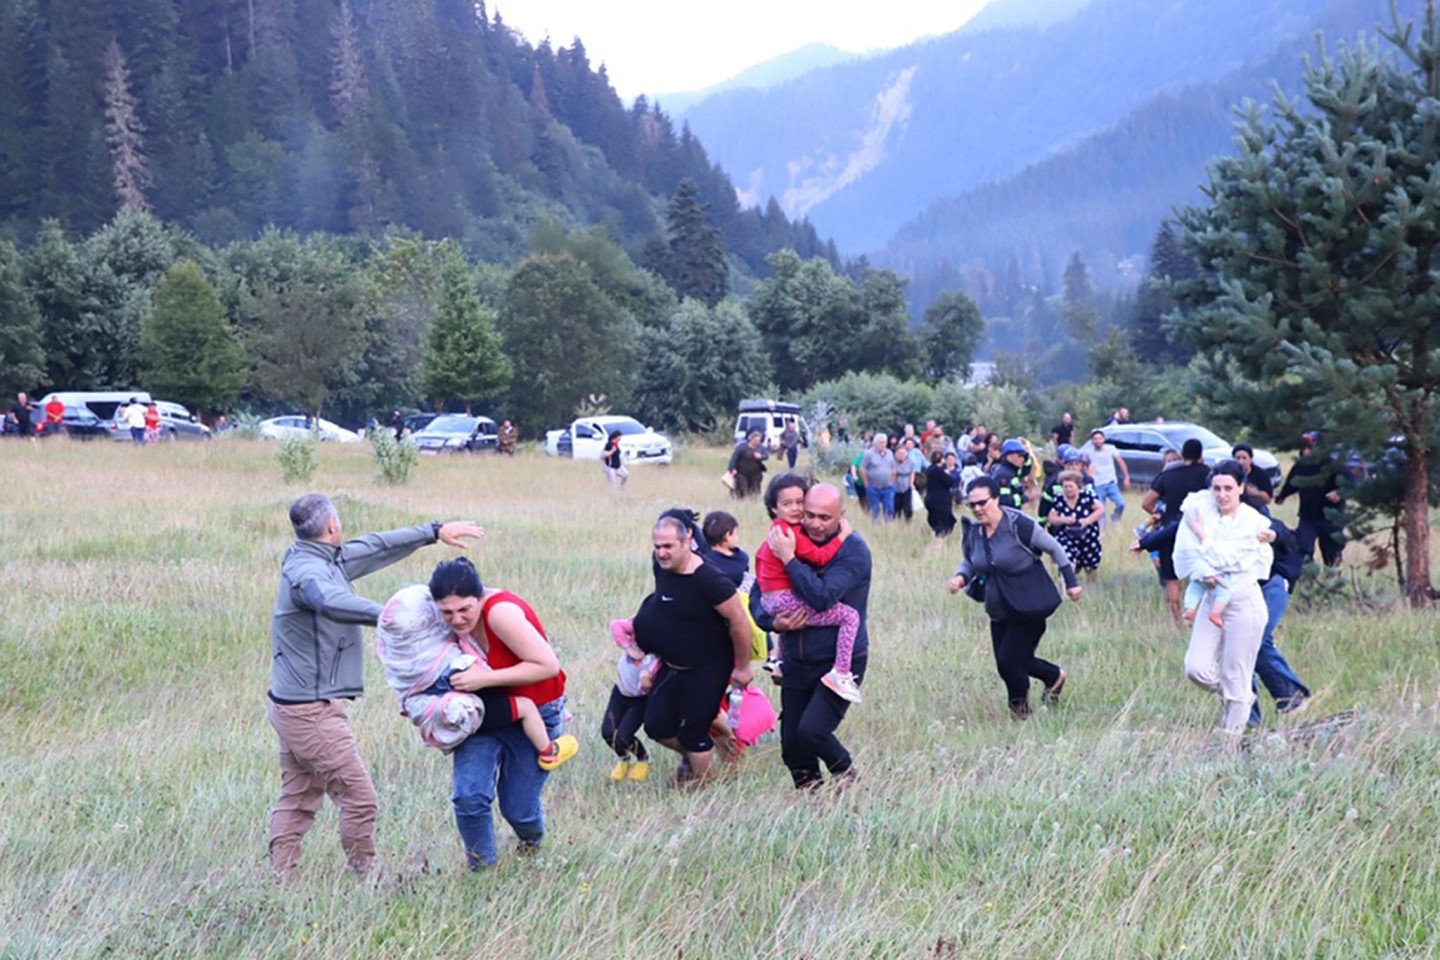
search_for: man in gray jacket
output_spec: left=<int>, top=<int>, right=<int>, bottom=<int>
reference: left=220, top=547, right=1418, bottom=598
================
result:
left=266, top=492, right=482, bottom=877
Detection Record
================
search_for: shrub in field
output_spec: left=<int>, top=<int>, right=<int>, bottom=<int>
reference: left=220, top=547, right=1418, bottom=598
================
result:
left=224, top=412, right=263, bottom=440
left=370, top=428, right=418, bottom=485
left=810, top=438, right=862, bottom=478
left=275, top=432, right=318, bottom=484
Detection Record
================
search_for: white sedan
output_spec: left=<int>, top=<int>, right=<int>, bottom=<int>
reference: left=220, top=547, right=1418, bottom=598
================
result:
left=545, top=415, right=672, bottom=464
left=258, top=415, right=363, bottom=443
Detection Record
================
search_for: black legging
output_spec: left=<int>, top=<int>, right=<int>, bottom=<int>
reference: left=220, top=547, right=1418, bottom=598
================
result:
left=989, top=616, right=1061, bottom=714
left=644, top=659, right=732, bottom=752
left=600, top=687, right=649, bottom=761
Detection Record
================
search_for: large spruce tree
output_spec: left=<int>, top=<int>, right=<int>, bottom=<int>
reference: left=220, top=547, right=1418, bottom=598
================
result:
left=140, top=259, right=243, bottom=414
left=653, top=178, right=728, bottom=306
left=421, top=249, right=512, bottom=413
left=1172, top=7, right=1440, bottom=604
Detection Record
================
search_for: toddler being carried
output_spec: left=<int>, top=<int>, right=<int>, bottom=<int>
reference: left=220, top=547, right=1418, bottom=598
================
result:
left=375, top=584, right=577, bottom=769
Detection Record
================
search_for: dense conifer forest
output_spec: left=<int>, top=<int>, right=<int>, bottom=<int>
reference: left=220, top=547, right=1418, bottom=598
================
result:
left=0, top=0, right=831, bottom=272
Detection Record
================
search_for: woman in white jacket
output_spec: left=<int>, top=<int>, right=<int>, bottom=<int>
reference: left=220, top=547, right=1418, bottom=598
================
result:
left=1176, top=460, right=1276, bottom=734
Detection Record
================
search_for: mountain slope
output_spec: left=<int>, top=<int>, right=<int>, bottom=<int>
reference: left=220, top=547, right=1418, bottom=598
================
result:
left=0, top=0, right=828, bottom=277
left=681, top=0, right=1386, bottom=255
left=879, top=0, right=1398, bottom=306
left=662, top=44, right=856, bottom=117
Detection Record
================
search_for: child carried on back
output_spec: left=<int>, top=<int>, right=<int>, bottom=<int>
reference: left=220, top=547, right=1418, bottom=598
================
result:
left=755, top=510, right=863, bottom=703
left=375, top=584, right=577, bottom=769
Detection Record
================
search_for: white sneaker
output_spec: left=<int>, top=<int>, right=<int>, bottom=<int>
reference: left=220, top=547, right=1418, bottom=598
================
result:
left=821, top=669, right=864, bottom=704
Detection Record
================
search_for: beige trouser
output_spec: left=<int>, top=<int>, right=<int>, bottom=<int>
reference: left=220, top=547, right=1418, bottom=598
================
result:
left=1182, top=579, right=1265, bottom=732
left=265, top=698, right=378, bottom=875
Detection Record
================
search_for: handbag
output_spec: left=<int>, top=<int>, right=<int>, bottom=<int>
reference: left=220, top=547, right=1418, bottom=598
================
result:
left=989, top=512, right=1062, bottom=618
left=993, top=559, right=1062, bottom=618
left=720, top=471, right=735, bottom=491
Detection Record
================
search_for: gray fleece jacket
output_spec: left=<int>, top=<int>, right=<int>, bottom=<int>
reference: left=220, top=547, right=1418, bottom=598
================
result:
left=269, top=524, right=438, bottom=703
left=955, top=508, right=1078, bottom=621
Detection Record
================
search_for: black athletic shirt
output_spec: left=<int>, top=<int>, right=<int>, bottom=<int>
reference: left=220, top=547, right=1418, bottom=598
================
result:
left=1150, top=461, right=1211, bottom=526
left=633, top=562, right=737, bottom=669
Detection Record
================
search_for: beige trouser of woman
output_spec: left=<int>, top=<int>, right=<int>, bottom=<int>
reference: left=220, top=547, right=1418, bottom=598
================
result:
left=1182, top=578, right=1265, bottom=732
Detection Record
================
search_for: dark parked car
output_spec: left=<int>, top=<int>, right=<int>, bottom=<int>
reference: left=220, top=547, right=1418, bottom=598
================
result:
left=37, top=405, right=110, bottom=440
left=1100, top=421, right=1282, bottom=487
left=401, top=411, right=439, bottom=437
left=407, top=414, right=499, bottom=454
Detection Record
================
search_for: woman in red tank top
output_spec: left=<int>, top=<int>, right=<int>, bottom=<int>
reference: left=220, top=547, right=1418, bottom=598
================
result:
left=430, top=558, right=570, bottom=870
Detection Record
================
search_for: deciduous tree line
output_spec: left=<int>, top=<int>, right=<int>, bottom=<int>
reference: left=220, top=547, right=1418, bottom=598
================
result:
left=0, top=207, right=986, bottom=436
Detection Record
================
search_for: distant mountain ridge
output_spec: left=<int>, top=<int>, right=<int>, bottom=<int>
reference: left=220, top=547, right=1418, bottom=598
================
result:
left=661, top=43, right=856, bottom=116
left=681, top=0, right=1395, bottom=281
left=884, top=0, right=1396, bottom=306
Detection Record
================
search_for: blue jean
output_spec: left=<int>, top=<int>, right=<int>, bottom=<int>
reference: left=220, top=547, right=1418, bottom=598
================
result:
left=1094, top=481, right=1124, bottom=519
left=868, top=485, right=895, bottom=519
left=1248, top=577, right=1310, bottom=726
left=451, top=696, right=564, bottom=869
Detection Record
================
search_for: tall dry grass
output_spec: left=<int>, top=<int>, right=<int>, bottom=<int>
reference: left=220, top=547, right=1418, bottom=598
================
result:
left=1, top=436, right=1438, bottom=959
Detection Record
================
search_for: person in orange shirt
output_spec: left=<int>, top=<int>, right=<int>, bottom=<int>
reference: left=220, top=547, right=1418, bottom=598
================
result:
left=43, top=396, right=65, bottom=436
left=143, top=402, right=161, bottom=443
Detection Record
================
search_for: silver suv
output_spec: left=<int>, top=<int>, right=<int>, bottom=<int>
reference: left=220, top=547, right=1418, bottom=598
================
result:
left=1100, top=421, right=1280, bottom=487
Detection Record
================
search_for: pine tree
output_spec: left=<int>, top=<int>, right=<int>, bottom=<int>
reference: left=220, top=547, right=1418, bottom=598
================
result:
left=421, top=248, right=512, bottom=412
left=659, top=178, right=727, bottom=306
left=1130, top=221, right=1194, bottom=364
left=1060, top=251, right=1097, bottom=340
left=102, top=38, right=151, bottom=212
left=141, top=259, right=244, bottom=413
left=328, top=0, right=366, bottom=128
left=1173, top=7, right=1440, bottom=604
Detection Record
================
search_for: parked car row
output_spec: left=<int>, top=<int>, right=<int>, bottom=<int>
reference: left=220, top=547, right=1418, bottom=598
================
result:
left=33, top=391, right=212, bottom=441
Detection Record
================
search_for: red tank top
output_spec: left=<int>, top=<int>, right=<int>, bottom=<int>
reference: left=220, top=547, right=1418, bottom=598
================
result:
left=478, top=590, right=566, bottom=706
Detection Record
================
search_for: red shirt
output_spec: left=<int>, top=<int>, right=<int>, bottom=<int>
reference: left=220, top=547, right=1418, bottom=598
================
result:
left=755, top=518, right=845, bottom=592
left=44, top=399, right=64, bottom=424
left=144, top=406, right=160, bottom=429
left=477, top=590, right=566, bottom=706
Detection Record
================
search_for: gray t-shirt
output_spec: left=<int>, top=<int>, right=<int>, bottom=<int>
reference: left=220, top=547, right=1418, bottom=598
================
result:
left=1085, top=443, right=1123, bottom=486
left=895, top=452, right=918, bottom=492
left=860, top=448, right=897, bottom=489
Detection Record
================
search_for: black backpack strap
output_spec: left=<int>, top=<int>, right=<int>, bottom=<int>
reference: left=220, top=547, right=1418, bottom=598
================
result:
left=1012, top=510, right=1037, bottom=548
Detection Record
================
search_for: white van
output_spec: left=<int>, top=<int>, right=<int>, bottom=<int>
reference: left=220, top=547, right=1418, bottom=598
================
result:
left=733, top=399, right=809, bottom=450
left=36, top=391, right=153, bottom=439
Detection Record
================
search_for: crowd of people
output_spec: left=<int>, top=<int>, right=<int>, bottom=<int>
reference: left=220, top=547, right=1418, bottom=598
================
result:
left=263, top=406, right=1353, bottom=877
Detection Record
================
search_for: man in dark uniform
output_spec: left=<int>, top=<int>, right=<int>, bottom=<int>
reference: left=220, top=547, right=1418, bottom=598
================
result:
left=1140, top=438, right=1211, bottom=623
left=989, top=439, right=1031, bottom=510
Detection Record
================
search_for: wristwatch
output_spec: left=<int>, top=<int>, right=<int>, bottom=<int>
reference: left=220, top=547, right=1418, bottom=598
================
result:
left=431, top=521, right=444, bottom=540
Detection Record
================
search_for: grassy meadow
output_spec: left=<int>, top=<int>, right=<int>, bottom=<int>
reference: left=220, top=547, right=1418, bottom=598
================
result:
left=1, top=436, right=1438, bottom=960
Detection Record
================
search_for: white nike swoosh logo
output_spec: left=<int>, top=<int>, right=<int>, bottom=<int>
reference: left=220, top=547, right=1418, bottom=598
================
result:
left=661, top=595, right=674, bottom=601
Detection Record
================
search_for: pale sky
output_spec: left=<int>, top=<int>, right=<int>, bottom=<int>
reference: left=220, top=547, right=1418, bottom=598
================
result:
left=493, top=1, right=994, bottom=100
